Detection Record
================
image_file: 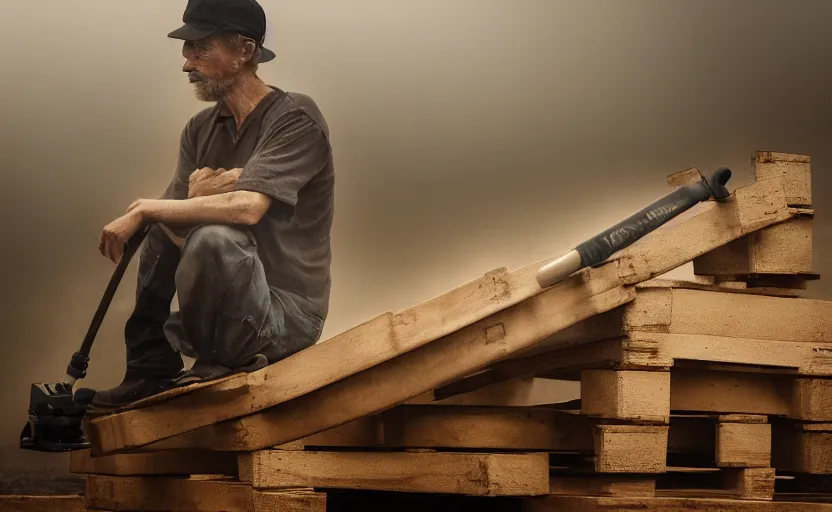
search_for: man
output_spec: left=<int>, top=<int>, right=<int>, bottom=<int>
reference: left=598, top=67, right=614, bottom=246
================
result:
left=85, top=0, right=334, bottom=409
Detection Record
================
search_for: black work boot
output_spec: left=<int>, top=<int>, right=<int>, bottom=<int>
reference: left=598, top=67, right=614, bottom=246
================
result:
left=80, top=374, right=176, bottom=411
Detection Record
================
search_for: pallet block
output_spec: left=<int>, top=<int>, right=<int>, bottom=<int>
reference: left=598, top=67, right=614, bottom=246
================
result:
left=772, top=421, right=832, bottom=474
left=715, top=415, right=771, bottom=468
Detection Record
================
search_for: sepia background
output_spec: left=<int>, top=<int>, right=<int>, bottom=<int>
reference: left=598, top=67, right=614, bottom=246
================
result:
left=0, top=0, right=830, bottom=489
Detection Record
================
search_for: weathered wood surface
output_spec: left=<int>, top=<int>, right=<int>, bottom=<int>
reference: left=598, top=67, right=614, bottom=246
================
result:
left=85, top=475, right=325, bottom=512
left=240, top=450, right=550, bottom=496
left=88, top=175, right=802, bottom=454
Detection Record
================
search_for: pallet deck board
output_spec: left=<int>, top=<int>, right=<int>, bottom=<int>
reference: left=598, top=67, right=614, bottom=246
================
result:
left=240, top=450, right=550, bottom=496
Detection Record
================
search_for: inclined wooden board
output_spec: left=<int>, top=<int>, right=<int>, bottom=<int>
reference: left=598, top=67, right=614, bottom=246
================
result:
left=0, top=496, right=84, bottom=512
left=524, top=495, right=832, bottom=511
left=239, top=450, right=550, bottom=496
left=69, top=447, right=237, bottom=476
left=142, top=283, right=634, bottom=452
left=88, top=175, right=799, bottom=453
left=85, top=475, right=325, bottom=512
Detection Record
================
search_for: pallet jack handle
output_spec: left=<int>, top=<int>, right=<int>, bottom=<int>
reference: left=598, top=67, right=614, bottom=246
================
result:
left=63, top=225, right=150, bottom=386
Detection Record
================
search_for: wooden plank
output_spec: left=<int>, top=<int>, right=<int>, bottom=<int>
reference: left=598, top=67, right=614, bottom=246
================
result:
left=137, top=285, right=636, bottom=453
left=752, top=151, right=812, bottom=207
left=239, top=450, right=550, bottom=496
left=277, top=414, right=384, bottom=450
left=581, top=370, right=670, bottom=423
left=383, top=404, right=594, bottom=451
left=531, top=332, right=832, bottom=381
left=594, top=425, right=669, bottom=473
left=430, top=376, right=537, bottom=406
left=69, top=448, right=237, bottom=476
left=84, top=475, right=324, bottom=512
left=548, top=475, right=656, bottom=497
left=716, top=422, right=771, bottom=468
left=88, top=175, right=801, bottom=454
left=525, top=495, right=832, bottom=511
left=670, top=370, right=793, bottom=416
left=0, top=496, right=84, bottom=512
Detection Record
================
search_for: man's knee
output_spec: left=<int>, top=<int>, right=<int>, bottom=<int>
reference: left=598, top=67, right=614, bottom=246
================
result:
left=183, top=224, right=251, bottom=257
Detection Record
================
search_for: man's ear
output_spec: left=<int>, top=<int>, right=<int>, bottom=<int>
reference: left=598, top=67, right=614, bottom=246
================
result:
left=240, top=39, right=257, bottom=66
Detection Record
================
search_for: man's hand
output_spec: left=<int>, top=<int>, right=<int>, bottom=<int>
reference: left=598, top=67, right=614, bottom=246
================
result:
left=99, top=208, right=145, bottom=264
left=188, top=167, right=243, bottom=198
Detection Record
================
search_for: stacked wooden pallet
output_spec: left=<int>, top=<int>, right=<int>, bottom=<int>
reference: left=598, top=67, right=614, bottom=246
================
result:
left=19, top=151, right=831, bottom=511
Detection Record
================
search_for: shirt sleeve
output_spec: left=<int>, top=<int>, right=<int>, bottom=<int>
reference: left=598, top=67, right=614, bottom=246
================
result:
left=234, top=109, right=330, bottom=209
left=160, top=119, right=198, bottom=200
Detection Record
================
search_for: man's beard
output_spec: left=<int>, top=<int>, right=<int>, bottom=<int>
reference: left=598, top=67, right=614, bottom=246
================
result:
left=190, top=72, right=236, bottom=102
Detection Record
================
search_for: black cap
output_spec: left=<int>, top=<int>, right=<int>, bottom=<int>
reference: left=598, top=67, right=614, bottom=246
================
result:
left=168, top=0, right=276, bottom=63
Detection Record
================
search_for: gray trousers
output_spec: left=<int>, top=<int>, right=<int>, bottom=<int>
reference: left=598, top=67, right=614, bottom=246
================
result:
left=123, top=223, right=317, bottom=378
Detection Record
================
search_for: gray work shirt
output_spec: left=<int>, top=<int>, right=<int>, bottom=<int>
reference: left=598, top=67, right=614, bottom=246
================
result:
left=161, top=87, right=334, bottom=336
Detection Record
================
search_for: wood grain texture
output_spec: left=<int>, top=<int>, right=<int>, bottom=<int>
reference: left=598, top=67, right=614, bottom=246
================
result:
left=383, top=404, right=595, bottom=451
left=594, top=425, right=668, bottom=473
left=694, top=215, right=814, bottom=277
left=752, top=151, right=812, bottom=207
left=581, top=370, right=670, bottom=423
left=241, top=450, right=550, bottom=496
left=716, top=422, right=771, bottom=468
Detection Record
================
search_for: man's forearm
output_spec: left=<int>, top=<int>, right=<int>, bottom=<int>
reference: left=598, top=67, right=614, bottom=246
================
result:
left=137, top=191, right=271, bottom=227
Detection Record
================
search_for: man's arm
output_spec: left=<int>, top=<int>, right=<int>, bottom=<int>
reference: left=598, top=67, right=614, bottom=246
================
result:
left=131, top=189, right=271, bottom=227
left=99, top=109, right=329, bottom=264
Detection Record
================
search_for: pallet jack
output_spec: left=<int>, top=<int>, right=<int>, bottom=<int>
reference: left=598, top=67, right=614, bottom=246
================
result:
left=19, top=225, right=149, bottom=452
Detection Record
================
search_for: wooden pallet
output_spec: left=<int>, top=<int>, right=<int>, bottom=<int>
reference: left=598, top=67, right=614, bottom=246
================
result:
left=84, top=162, right=804, bottom=456
left=63, top=151, right=830, bottom=511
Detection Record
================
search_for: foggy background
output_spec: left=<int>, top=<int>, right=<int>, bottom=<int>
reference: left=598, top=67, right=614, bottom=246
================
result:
left=0, top=0, right=830, bottom=487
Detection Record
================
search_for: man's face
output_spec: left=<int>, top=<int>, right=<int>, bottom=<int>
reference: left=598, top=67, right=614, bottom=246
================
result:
left=181, top=36, right=243, bottom=101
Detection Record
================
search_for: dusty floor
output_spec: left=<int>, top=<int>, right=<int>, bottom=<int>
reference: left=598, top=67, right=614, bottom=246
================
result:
left=0, top=449, right=84, bottom=495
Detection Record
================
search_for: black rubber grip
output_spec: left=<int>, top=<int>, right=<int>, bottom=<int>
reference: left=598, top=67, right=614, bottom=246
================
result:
left=574, top=167, right=731, bottom=268
left=76, top=225, right=150, bottom=359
